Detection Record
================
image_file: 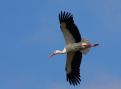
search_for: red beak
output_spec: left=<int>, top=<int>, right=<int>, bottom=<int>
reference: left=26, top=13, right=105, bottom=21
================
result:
left=49, top=52, right=56, bottom=58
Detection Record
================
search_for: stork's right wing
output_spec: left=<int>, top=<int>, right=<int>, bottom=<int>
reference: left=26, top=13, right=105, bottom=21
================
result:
left=65, top=51, right=82, bottom=86
left=59, top=11, right=81, bottom=44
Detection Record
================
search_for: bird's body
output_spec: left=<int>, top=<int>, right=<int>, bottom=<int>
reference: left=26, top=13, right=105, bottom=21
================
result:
left=65, top=39, right=90, bottom=54
left=50, top=11, right=99, bottom=86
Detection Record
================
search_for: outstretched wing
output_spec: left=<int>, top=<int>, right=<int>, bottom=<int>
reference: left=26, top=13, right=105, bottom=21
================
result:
left=65, top=51, right=82, bottom=86
left=59, top=11, right=81, bottom=44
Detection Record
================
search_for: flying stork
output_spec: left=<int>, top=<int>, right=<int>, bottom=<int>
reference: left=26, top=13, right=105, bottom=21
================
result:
left=50, top=11, right=99, bottom=86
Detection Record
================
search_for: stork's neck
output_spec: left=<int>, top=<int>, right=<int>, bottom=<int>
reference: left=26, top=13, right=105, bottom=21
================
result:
left=56, top=48, right=66, bottom=54
left=49, top=48, right=66, bottom=58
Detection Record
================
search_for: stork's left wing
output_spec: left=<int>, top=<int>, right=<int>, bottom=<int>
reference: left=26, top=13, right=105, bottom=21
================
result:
left=65, top=51, right=82, bottom=86
left=59, top=11, right=81, bottom=44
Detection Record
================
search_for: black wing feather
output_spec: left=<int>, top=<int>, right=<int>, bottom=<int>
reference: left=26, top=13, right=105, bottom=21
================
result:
left=66, top=51, right=82, bottom=86
left=59, top=11, right=82, bottom=86
left=59, top=11, right=81, bottom=43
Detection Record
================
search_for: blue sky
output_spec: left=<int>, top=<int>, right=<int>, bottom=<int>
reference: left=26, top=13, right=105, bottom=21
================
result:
left=0, top=0, right=121, bottom=89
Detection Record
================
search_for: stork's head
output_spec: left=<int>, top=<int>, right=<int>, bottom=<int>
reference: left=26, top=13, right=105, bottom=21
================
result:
left=49, top=48, right=66, bottom=58
left=49, top=50, right=60, bottom=58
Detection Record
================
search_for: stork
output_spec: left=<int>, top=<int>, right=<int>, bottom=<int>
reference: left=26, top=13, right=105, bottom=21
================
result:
left=50, top=11, right=99, bottom=86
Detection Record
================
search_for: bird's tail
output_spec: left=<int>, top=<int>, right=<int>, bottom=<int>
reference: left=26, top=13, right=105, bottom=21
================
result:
left=81, top=38, right=91, bottom=54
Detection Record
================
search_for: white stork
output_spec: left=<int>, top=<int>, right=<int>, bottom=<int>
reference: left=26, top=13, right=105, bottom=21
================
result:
left=50, top=11, right=99, bottom=86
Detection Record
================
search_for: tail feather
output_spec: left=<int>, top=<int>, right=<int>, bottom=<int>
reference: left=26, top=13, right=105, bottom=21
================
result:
left=81, top=38, right=90, bottom=54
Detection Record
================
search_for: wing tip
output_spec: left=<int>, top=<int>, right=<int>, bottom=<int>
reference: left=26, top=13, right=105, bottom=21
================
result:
left=66, top=73, right=81, bottom=86
left=59, top=11, right=73, bottom=23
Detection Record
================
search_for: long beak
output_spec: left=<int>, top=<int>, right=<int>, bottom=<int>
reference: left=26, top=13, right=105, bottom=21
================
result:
left=49, top=52, right=56, bottom=58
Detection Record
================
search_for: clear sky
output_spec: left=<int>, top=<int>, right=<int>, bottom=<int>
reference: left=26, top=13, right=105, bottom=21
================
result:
left=0, top=0, right=121, bottom=89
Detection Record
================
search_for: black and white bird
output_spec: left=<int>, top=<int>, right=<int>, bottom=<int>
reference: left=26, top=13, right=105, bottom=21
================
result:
left=50, top=11, right=99, bottom=86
